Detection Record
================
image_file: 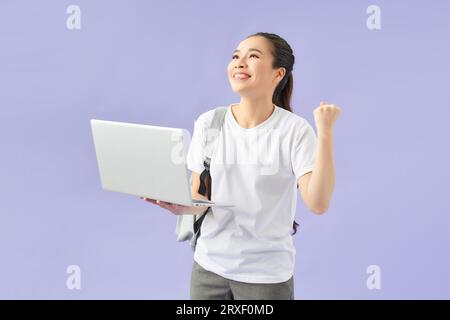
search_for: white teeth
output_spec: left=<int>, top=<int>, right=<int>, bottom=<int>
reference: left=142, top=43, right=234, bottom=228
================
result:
left=234, top=74, right=250, bottom=79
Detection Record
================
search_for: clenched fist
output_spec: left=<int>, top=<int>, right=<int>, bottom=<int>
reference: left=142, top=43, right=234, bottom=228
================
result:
left=313, top=101, right=342, bottom=133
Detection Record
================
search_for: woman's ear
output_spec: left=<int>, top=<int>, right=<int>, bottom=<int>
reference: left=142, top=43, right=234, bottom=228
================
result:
left=277, top=67, right=286, bottom=80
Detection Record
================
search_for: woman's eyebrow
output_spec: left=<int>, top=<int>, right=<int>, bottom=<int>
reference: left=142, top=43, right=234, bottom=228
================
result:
left=233, top=48, right=264, bottom=55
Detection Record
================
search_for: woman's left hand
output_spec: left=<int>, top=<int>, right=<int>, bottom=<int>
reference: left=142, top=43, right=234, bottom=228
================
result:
left=313, top=101, right=342, bottom=133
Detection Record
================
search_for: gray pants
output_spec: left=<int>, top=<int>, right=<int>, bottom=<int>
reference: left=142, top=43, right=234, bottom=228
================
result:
left=190, top=260, right=294, bottom=300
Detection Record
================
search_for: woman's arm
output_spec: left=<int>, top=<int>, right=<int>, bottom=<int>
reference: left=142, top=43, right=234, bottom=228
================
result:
left=184, top=171, right=210, bottom=215
left=300, top=101, right=341, bottom=214
left=306, top=130, right=335, bottom=214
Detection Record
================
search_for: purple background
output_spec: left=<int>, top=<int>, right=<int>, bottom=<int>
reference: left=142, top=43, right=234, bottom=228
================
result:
left=1, top=0, right=449, bottom=299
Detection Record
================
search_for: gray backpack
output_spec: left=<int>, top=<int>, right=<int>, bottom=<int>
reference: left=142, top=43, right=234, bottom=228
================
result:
left=175, top=106, right=228, bottom=251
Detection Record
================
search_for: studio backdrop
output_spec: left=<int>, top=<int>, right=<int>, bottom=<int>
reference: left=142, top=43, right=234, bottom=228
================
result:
left=0, top=0, right=449, bottom=299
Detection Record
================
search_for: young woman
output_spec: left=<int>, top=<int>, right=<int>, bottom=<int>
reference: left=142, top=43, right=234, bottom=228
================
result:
left=142, top=32, right=341, bottom=300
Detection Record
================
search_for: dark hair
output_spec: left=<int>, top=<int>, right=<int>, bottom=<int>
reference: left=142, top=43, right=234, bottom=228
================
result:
left=246, top=32, right=300, bottom=235
left=245, top=32, right=295, bottom=112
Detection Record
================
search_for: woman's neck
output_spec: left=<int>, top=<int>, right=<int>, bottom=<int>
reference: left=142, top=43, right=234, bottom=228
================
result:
left=231, top=97, right=275, bottom=129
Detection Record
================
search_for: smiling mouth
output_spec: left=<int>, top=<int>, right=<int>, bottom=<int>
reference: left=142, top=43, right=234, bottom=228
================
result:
left=233, top=74, right=251, bottom=80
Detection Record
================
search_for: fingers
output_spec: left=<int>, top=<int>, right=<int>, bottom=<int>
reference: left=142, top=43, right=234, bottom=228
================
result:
left=140, top=197, right=173, bottom=207
left=157, top=200, right=172, bottom=209
left=320, top=101, right=341, bottom=110
left=140, top=197, right=157, bottom=204
left=140, top=197, right=163, bottom=206
left=140, top=197, right=185, bottom=215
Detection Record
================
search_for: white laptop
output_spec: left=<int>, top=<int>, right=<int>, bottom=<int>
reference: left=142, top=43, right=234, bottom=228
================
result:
left=90, top=119, right=233, bottom=207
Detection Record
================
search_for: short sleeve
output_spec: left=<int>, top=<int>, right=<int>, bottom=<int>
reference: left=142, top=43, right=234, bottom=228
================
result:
left=291, top=120, right=317, bottom=181
left=186, top=114, right=206, bottom=174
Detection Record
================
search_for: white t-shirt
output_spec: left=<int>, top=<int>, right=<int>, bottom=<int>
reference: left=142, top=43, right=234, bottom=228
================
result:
left=186, top=103, right=317, bottom=283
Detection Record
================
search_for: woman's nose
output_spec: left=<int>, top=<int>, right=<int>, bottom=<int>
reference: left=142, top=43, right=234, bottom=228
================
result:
left=235, top=61, right=247, bottom=68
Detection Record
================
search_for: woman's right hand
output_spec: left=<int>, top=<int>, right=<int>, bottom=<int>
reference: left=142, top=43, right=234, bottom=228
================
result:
left=140, top=197, right=191, bottom=215
left=140, top=197, right=210, bottom=215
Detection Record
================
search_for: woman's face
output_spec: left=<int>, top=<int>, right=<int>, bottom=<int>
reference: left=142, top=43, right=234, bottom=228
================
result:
left=227, top=36, right=285, bottom=97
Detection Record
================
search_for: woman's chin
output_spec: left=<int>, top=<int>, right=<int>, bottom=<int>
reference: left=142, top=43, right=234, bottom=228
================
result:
left=230, top=84, right=251, bottom=94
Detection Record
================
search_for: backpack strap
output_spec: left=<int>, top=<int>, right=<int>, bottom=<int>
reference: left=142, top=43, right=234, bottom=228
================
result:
left=191, top=106, right=228, bottom=249
left=197, top=106, right=227, bottom=198
left=176, top=106, right=228, bottom=250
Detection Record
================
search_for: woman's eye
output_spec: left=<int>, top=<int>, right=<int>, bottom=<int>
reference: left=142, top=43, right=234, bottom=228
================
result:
left=232, top=54, right=259, bottom=59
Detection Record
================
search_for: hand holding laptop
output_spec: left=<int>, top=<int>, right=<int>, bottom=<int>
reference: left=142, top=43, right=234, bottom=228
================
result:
left=140, top=197, right=208, bottom=216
